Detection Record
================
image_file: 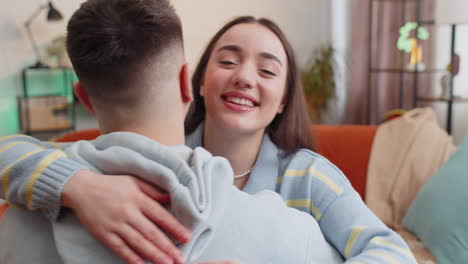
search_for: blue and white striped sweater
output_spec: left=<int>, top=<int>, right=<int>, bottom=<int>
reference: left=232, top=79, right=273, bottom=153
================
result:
left=187, top=125, right=416, bottom=264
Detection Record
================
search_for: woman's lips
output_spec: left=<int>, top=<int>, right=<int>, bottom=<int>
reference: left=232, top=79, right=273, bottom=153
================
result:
left=222, top=96, right=256, bottom=112
left=225, top=96, right=254, bottom=107
left=220, top=91, right=259, bottom=112
left=221, top=91, right=259, bottom=105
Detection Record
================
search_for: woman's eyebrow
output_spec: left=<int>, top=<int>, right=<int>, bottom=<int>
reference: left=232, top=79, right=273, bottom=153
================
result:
left=216, top=45, right=241, bottom=53
left=260, top=52, right=283, bottom=66
left=216, top=45, right=283, bottom=66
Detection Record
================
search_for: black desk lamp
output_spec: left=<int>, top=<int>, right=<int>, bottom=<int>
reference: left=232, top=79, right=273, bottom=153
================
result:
left=24, top=0, right=63, bottom=69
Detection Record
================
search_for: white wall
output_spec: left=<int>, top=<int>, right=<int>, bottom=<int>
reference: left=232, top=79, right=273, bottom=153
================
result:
left=0, top=0, right=330, bottom=135
left=0, top=0, right=327, bottom=80
left=173, top=0, right=328, bottom=68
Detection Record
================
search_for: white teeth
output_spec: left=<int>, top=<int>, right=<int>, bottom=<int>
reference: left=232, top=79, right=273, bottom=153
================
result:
left=226, top=97, right=254, bottom=107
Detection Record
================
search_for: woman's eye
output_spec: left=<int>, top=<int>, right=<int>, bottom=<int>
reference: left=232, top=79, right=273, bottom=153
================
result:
left=260, top=69, right=277, bottom=76
left=219, top=60, right=235, bottom=65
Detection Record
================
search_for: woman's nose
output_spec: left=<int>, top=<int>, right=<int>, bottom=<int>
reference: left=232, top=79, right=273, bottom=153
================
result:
left=232, top=64, right=255, bottom=89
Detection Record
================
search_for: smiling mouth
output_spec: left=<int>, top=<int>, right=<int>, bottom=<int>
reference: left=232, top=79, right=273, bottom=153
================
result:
left=222, top=96, right=259, bottom=107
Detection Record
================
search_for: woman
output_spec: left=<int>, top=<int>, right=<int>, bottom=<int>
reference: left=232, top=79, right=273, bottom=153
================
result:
left=0, top=17, right=415, bottom=264
left=186, top=16, right=414, bottom=263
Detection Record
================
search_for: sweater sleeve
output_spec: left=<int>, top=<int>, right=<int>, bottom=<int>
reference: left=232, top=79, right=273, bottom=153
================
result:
left=279, top=151, right=417, bottom=264
left=0, top=134, right=86, bottom=220
left=320, top=188, right=416, bottom=263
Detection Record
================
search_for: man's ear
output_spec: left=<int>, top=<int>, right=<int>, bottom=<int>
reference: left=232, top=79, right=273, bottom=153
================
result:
left=73, top=82, right=95, bottom=114
left=179, top=63, right=193, bottom=103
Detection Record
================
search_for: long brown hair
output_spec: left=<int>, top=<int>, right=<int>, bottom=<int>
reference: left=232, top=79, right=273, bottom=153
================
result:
left=185, top=16, right=314, bottom=154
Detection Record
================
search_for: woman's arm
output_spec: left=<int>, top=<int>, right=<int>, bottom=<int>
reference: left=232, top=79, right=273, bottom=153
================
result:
left=320, top=188, right=416, bottom=263
left=0, top=134, right=82, bottom=219
left=0, top=134, right=190, bottom=264
left=280, top=151, right=416, bottom=263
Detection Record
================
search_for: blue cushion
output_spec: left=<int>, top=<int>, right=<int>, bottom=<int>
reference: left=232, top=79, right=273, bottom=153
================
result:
left=403, top=137, right=468, bottom=264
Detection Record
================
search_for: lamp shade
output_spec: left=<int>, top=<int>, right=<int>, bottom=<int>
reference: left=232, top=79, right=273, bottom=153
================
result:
left=435, top=0, right=468, bottom=24
left=47, top=2, right=63, bottom=21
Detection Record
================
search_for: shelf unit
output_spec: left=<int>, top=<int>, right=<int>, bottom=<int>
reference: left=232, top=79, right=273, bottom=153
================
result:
left=367, top=0, right=468, bottom=134
left=19, top=67, right=76, bottom=135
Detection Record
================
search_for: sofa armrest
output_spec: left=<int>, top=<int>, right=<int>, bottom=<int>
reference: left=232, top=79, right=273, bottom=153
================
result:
left=396, top=227, right=438, bottom=264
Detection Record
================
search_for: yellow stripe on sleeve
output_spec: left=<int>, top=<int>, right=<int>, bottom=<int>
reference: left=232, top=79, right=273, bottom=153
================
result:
left=310, top=202, right=322, bottom=221
left=25, top=151, right=67, bottom=210
left=2, top=150, right=42, bottom=200
left=0, top=142, right=28, bottom=155
left=345, top=226, right=367, bottom=259
left=371, top=237, right=415, bottom=261
left=49, top=142, right=62, bottom=150
left=0, top=142, right=45, bottom=157
left=284, top=169, right=308, bottom=177
left=277, top=170, right=306, bottom=183
left=308, top=166, right=344, bottom=195
left=284, top=199, right=322, bottom=220
left=285, top=198, right=310, bottom=208
left=365, top=250, right=399, bottom=264
left=279, top=166, right=343, bottom=195
left=0, top=134, right=31, bottom=141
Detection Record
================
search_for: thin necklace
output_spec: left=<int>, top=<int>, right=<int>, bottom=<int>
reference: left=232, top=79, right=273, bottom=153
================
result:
left=234, top=166, right=254, bottom=179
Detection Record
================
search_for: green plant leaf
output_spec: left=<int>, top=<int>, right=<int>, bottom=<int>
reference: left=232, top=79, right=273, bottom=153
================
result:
left=301, top=45, right=335, bottom=122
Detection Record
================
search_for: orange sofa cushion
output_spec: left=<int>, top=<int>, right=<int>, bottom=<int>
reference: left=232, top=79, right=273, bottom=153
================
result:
left=55, top=129, right=101, bottom=142
left=313, top=125, right=378, bottom=201
left=0, top=203, right=8, bottom=221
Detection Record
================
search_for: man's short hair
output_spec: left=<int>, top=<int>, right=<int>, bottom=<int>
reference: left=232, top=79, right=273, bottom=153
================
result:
left=66, top=0, right=183, bottom=105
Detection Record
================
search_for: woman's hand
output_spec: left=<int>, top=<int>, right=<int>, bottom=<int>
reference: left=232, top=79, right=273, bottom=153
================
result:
left=62, top=169, right=191, bottom=264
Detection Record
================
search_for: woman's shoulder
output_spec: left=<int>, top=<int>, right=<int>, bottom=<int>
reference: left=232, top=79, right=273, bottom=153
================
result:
left=276, top=148, right=356, bottom=220
left=282, top=148, right=339, bottom=171
left=280, top=148, right=352, bottom=188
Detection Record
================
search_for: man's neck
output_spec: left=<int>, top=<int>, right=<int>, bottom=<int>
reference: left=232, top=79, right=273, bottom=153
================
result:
left=98, top=117, right=186, bottom=146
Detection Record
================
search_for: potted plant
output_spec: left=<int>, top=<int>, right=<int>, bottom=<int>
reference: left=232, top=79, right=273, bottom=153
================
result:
left=301, top=46, right=335, bottom=123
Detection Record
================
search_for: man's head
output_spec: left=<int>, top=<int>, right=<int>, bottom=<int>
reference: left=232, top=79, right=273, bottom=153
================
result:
left=67, top=0, right=192, bottom=133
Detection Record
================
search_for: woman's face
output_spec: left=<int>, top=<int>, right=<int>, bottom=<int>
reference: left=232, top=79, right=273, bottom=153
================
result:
left=201, top=23, right=288, bottom=135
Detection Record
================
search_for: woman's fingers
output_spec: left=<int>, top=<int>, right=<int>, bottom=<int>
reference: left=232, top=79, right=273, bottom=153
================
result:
left=116, top=223, right=178, bottom=264
left=140, top=194, right=191, bottom=244
left=127, top=209, right=185, bottom=264
left=104, top=232, right=145, bottom=264
left=134, top=178, right=170, bottom=203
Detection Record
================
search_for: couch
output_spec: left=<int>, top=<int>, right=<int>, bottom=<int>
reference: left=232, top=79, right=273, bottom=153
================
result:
left=0, top=125, right=437, bottom=262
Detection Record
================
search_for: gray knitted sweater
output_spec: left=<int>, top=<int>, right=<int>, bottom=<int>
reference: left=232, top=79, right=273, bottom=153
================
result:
left=0, top=132, right=341, bottom=263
